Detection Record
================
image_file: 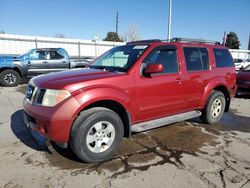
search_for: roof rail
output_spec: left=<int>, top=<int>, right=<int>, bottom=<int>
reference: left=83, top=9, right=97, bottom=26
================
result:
left=171, top=37, right=221, bottom=45
left=126, top=39, right=161, bottom=45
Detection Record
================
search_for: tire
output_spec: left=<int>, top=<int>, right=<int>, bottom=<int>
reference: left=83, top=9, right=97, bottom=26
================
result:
left=0, top=69, right=21, bottom=87
left=200, top=91, right=226, bottom=124
left=70, top=107, right=124, bottom=163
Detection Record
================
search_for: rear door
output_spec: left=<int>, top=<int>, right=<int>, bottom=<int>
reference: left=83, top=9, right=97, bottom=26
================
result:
left=136, top=45, right=187, bottom=121
left=182, top=47, right=210, bottom=109
left=47, top=49, right=69, bottom=71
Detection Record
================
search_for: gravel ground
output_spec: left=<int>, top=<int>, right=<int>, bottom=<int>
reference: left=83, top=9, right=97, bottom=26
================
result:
left=0, top=85, right=250, bottom=188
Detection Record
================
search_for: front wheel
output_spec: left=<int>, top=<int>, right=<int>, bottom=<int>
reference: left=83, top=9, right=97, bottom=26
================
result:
left=70, top=107, right=124, bottom=163
left=0, top=69, right=21, bottom=87
left=200, top=91, right=226, bottom=124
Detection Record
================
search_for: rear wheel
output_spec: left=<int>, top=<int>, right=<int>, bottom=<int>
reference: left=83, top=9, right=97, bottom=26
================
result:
left=70, top=107, right=124, bottom=163
left=200, top=91, right=226, bottom=124
left=0, top=69, right=21, bottom=87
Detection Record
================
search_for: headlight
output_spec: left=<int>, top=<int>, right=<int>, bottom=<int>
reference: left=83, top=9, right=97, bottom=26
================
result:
left=42, top=89, right=71, bottom=107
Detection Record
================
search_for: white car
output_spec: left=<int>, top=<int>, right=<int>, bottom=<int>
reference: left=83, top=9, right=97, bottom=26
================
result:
left=235, top=59, right=250, bottom=71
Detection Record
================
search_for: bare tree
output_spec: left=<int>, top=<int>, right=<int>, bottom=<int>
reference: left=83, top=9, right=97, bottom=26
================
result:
left=54, top=33, right=66, bottom=38
left=125, top=24, right=141, bottom=42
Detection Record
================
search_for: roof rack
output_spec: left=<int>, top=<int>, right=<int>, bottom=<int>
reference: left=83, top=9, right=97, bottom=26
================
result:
left=171, top=37, right=221, bottom=45
left=126, top=39, right=161, bottom=45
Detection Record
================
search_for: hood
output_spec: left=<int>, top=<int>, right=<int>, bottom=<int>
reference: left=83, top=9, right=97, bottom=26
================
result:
left=32, top=68, right=122, bottom=92
left=237, top=71, right=250, bottom=82
left=0, top=55, right=14, bottom=67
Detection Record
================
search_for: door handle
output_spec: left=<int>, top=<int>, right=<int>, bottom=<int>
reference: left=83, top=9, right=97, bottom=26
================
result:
left=42, top=61, right=48, bottom=64
left=175, top=77, right=183, bottom=84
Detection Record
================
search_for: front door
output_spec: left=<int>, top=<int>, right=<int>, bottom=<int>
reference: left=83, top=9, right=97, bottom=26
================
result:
left=27, top=50, right=50, bottom=76
left=136, top=46, right=187, bottom=122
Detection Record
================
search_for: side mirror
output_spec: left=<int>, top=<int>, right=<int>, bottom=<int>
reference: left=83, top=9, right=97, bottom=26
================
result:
left=144, top=63, right=164, bottom=75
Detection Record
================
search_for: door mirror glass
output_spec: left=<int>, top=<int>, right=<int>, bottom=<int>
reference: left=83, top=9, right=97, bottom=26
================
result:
left=144, top=63, right=164, bottom=75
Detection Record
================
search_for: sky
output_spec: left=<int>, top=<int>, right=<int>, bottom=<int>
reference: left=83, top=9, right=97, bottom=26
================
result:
left=0, top=0, right=249, bottom=49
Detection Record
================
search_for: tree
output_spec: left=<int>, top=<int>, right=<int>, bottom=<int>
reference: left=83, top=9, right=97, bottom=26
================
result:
left=225, top=32, right=240, bottom=49
left=0, top=30, right=5, bottom=34
left=54, top=33, right=66, bottom=38
left=125, top=24, right=141, bottom=42
left=103, top=32, right=123, bottom=42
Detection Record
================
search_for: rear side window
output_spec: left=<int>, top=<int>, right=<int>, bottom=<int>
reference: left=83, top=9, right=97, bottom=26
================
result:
left=183, top=47, right=209, bottom=71
left=50, top=51, right=64, bottom=60
left=213, top=48, right=234, bottom=67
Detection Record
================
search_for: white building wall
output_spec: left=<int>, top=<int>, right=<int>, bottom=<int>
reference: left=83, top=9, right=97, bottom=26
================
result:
left=229, top=49, right=250, bottom=60
left=0, top=34, right=125, bottom=58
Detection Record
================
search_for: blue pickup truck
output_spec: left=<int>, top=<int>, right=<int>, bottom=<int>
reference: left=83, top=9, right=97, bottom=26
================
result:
left=0, top=48, right=90, bottom=86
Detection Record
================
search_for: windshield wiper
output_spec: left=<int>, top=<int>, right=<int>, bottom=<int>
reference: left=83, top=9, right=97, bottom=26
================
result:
left=89, top=65, right=124, bottom=72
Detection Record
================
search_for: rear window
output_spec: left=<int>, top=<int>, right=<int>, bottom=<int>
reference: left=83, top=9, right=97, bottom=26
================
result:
left=213, top=48, right=234, bottom=67
left=183, top=47, right=209, bottom=71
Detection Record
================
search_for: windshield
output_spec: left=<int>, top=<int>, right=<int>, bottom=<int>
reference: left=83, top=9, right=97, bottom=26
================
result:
left=244, top=65, right=250, bottom=71
left=18, top=49, right=34, bottom=58
left=89, top=45, right=148, bottom=72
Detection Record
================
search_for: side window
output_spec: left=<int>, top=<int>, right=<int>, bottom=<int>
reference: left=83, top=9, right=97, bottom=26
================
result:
left=184, top=47, right=209, bottom=71
left=213, top=49, right=234, bottom=67
left=50, top=51, right=64, bottom=60
left=144, top=49, right=178, bottom=74
left=36, top=51, right=48, bottom=60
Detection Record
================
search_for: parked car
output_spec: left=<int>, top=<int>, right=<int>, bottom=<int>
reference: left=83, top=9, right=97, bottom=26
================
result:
left=236, top=64, right=250, bottom=95
left=0, top=48, right=89, bottom=86
left=234, top=58, right=250, bottom=71
left=23, top=38, right=236, bottom=162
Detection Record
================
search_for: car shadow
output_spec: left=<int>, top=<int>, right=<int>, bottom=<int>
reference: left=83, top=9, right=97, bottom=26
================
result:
left=188, top=110, right=250, bottom=133
left=11, top=109, right=81, bottom=162
left=11, top=109, right=47, bottom=151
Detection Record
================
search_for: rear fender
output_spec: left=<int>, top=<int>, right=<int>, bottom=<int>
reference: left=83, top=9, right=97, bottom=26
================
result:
left=200, top=77, right=228, bottom=109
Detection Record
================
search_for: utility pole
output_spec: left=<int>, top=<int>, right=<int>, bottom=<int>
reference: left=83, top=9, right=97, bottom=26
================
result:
left=248, top=34, right=250, bottom=50
left=223, top=31, right=227, bottom=46
left=167, top=0, right=172, bottom=41
left=116, top=12, right=119, bottom=34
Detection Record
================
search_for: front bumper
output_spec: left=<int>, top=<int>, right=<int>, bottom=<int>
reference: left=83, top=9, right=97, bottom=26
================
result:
left=23, top=96, right=80, bottom=144
left=237, top=82, right=250, bottom=95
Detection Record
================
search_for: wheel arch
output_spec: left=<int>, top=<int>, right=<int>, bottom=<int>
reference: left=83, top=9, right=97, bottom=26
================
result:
left=212, top=85, right=230, bottom=112
left=201, top=84, right=231, bottom=112
left=74, top=98, right=131, bottom=138
left=0, top=66, right=23, bottom=77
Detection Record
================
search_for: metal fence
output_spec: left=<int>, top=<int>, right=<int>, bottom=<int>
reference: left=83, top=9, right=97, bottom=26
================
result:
left=0, top=34, right=125, bottom=59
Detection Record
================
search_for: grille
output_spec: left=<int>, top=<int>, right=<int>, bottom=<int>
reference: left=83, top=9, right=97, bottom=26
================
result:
left=26, top=84, right=45, bottom=105
left=26, top=84, right=36, bottom=102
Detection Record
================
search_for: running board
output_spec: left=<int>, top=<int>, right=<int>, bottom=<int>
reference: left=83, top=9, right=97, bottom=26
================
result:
left=131, top=110, right=201, bottom=132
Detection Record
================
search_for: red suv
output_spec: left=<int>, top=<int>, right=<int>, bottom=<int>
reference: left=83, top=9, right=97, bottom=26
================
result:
left=23, top=38, right=236, bottom=162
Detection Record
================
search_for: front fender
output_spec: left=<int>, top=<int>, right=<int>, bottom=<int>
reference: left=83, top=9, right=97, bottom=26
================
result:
left=199, top=77, right=228, bottom=108
left=72, top=86, right=132, bottom=117
left=0, top=56, right=14, bottom=68
left=13, top=61, right=26, bottom=76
